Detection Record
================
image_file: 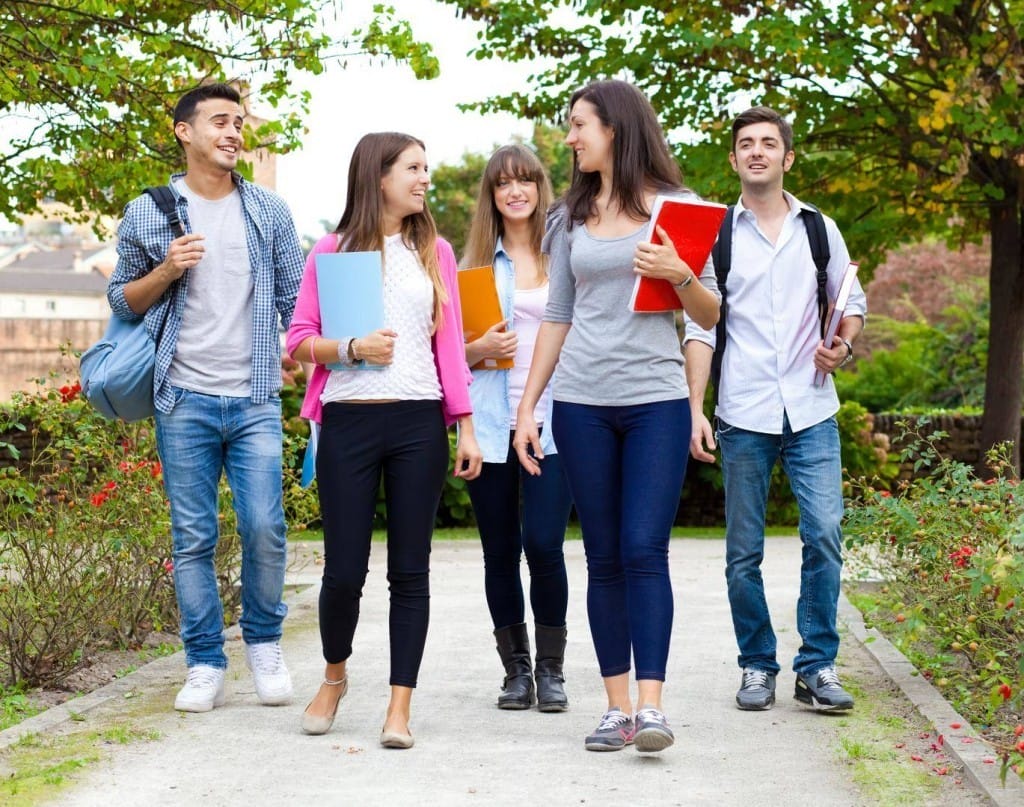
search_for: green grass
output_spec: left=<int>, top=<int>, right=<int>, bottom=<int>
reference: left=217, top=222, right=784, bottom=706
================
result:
left=0, top=686, right=43, bottom=732
left=0, top=724, right=160, bottom=805
left=289, top=524, right=800, bottom=542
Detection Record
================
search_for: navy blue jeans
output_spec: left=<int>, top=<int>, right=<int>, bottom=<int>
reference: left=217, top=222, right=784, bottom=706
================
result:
left=717, top=415, right=844, bottom=677
left=466, top=432, right=572, bottom=630
left=552, top=398, right=690, bottom=681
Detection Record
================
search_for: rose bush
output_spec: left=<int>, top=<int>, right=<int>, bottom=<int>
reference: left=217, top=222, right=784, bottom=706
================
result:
left=844, top=419, right=1024, bottom=782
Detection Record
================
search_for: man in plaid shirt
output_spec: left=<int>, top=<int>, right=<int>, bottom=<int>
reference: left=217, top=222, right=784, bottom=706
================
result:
left=108, top=83, right=304, bottom=713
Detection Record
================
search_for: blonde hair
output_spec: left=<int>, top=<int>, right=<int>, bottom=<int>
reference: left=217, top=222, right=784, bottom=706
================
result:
left=335, top=132, right=447, bottom=328
left=463, top=144, right=553, bottom=281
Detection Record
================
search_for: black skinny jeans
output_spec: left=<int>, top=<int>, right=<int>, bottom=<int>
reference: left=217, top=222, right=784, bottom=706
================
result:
left=466, top=432, right=572, bottom=629
left=316, top=400, right=449, bottom=688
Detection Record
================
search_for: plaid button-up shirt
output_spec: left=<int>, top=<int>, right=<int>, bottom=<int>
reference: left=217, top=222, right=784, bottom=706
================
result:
left=108, top=172, right=304, bottom=414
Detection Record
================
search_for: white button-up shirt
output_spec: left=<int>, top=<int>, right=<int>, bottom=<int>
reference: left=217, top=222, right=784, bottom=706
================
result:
left=685, top=191, right=867, bottom=434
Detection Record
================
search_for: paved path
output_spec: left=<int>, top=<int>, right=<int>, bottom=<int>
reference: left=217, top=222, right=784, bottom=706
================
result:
left=4, top=538, right=1006, bottom=805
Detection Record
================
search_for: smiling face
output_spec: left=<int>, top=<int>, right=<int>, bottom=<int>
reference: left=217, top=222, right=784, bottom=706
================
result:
left=492, top=171, right=539, bottom=225
left=729, top=120, right=795, bottom=191
left=175, top=97, right=244, bottom=174
left=381, top=143, right=430, bottom=225
left=565, top=98, right=614, bottom=175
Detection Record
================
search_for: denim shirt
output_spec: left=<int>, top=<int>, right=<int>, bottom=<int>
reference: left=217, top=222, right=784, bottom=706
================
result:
left=466, top=239, right=557, bottom=464
left=108, top=172, right=304, bottom=414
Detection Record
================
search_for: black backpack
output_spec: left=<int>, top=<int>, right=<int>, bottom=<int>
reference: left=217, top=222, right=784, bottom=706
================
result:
left=709, top=205, right=830, bottom=400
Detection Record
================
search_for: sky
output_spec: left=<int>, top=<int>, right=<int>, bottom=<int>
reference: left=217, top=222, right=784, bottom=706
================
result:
left=271, top=1, right=543, bottom=238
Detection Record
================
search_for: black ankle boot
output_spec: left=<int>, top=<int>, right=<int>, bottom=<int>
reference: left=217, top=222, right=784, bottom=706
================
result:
left=493, top=623, right=535, bottom=709
left=534, top=623, right=568, bottom=712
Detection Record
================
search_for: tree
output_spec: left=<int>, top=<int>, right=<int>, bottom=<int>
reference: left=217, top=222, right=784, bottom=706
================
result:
left=439, top=0, right=1024, bottom=471
left=1, top=2, right=437, bottom=225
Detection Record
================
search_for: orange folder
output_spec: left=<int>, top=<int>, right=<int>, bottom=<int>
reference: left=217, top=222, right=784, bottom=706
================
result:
left=457, top=265, right=513, bottom=370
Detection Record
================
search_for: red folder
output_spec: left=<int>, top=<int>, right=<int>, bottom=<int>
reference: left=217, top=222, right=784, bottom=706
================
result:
left=629, top=195, right=728, bottom=313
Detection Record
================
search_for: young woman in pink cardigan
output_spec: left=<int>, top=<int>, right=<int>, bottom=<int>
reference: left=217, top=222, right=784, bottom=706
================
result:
left=286, top=132, right=482, bottom=749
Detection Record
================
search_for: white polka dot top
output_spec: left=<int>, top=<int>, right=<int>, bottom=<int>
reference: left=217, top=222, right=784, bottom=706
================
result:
left=322, top=233, right=442, bottom=403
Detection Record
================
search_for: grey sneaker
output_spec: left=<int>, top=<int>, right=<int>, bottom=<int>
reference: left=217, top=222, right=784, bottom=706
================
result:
left=634, top=706, right=674, bottom=753
left=736, top=667, right=776, bottom=711
left=794, top=666, right=854, bottom=711
left=584, top=708, right=635, bottom=752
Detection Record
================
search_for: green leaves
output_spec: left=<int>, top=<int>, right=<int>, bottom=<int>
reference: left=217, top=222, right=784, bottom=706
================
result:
left=0, top=1, right=433, bottom=225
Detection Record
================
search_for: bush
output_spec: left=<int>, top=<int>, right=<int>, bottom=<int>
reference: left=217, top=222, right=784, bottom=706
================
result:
left=844, top=419, right=1024, bottom=782
left=0, top=381, right=241, bottom=688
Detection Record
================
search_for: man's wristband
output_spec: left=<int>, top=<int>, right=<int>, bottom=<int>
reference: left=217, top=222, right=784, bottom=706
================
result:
left=673, top=272, right=694, bottom=289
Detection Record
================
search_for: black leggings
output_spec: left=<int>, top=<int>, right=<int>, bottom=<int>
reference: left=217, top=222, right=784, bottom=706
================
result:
left=316, top=400, right=449, bottom=688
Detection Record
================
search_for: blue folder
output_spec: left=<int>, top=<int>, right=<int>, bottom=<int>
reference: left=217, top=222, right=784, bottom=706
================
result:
left=315, top=250, right=384, bottom=371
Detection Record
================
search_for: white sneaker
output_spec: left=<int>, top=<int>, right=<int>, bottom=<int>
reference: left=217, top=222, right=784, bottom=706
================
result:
left=174, top=665, right=226, bottom=712
left=246, top=641, right=293, bottom=705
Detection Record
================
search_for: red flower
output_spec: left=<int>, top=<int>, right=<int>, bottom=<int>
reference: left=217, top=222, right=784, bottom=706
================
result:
left=90, top=492, right=109, bottom=507
left=104, top=481, right=117, bottom=491
left=163, top=559, right=174, bottom=574
left=998, top=683, right=1012, bottom=700
left=948, top=545, right=975, bottom=568
left=59, top=381, right=82, bottom=403
left=118, top=461, right=131, bottom=472
left=150, top=461, right=162, bottom=478
left=1014, top=724, right=1023, bottom=737
left=1017, top=740, right=1024, bottom=753
left=880, top=490, right=892, bottom=498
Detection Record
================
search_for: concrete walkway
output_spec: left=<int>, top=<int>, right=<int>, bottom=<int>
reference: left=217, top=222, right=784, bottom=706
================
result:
left=3, top=538, right=1013, bottom=805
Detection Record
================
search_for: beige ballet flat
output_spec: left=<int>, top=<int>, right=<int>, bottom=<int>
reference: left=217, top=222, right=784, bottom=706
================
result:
left=300, top=676, right=348, bottom=735
left=379, top=725, right=414, bottom=749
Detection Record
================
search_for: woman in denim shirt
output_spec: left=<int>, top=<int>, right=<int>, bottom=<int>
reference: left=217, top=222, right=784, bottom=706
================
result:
left=461, top=145, right=574, bottom=712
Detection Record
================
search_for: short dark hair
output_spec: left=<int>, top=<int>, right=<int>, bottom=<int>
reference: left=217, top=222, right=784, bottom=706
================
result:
left=731, top=107, right=794, bottom=153
left=172, top=83, right=242, bottom=146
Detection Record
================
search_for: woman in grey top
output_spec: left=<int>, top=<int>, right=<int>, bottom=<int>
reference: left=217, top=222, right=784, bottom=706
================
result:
left=512, top=79, right=719, bottom=754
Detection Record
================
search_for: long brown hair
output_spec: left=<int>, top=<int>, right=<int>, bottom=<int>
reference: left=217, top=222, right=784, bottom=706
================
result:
left=335, top=132, right=447, bottom=327
left=564, top=80, right=684, bottom=227
left=462, top=144, right=553, bottom=277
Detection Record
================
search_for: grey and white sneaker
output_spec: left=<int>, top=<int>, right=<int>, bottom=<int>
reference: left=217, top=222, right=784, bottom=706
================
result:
left=246, top=641, right=293, bottom=706
left=634, top=706, right=674, bottom=752
left=794, top=666, right=854, bottom=711
left=584, top=708, right=635, bottom=751
left=174, top=665, right=226, bottom=712
left=736, top=667, right=776, bottom=711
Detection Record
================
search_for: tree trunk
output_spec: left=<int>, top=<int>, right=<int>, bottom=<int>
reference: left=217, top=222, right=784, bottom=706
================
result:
left=978, top=200, right=1024, bottom=477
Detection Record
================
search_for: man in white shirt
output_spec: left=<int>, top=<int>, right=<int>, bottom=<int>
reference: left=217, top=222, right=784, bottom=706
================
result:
left=685, top=106, right=866, bottom=712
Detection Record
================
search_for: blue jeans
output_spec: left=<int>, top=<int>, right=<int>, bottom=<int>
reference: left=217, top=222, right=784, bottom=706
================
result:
left=717, top=415, right=844, bottom=677
left=466, top=432, right=572, bottom=629
left=552, top=399, right=690, bottom=681
left=155, top=388, right=288, bottom=668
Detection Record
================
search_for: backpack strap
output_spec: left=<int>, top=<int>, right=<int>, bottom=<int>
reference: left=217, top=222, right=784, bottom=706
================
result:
left=799, top=206, right=830, bottom=340
left=144, top=185, right=186, bottom=239
left=709, top=205, right=735, bottom=404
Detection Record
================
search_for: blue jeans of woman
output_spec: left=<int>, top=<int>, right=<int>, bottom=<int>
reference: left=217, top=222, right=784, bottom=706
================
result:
left=155, top=388, right=288, bottom=669
left=552, top=398, right=690, bottom=681
left=466, top=432, right=572, bottom=629
left=315, top=400, right=449, bottom=688
left=717, top=415, right=844, bottom=677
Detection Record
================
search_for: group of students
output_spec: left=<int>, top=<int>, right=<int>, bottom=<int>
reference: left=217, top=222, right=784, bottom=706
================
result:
left=107, top=77, right=865, bottom=755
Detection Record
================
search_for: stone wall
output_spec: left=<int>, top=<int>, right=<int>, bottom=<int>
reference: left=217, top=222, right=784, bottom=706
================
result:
left=0, top=318, right=106, bottom=401
left=871, top=413, right=1022, bottom=482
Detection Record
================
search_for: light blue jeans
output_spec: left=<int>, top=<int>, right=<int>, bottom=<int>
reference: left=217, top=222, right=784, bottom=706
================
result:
left=717, top=415, right=844, bottom=678
left=155, top=387, right=288, bottom=668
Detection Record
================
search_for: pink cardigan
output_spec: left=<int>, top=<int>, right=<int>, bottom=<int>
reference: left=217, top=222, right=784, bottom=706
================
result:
left=286, top=233, right=473, bottom=426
